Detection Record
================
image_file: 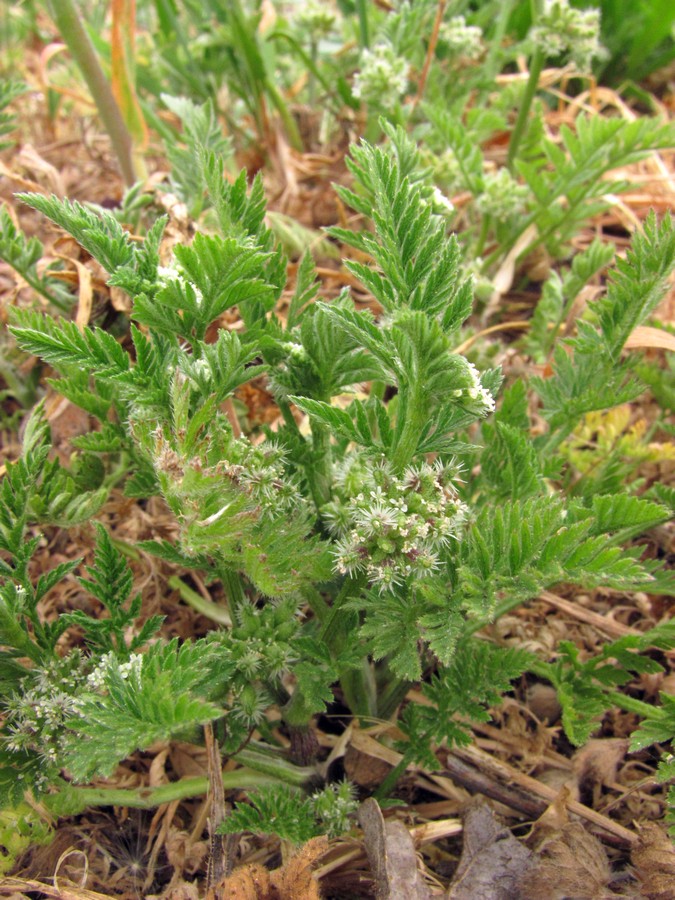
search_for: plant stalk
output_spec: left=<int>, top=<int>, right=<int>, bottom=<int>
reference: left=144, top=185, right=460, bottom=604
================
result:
left=391, top=386, right=426, bottom=472
left=506, top=47, right=545, bottom=170
left=45, top=768, right=286, bottom=816
left=46, top=0, right=137, bottom=186
left=355, top=0, right=369, bottom=48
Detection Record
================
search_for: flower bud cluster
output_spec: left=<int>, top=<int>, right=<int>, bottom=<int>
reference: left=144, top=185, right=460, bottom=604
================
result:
left=213, top=599, right=299, bottom=726
left=157, top=260, right=203, bottom=306
left=439, top=16, right=484, bottom=61
left=531, top=1, right=605, bottom=72
left=4, top=653, right=87, bottom=782
left=312, top=781, right=358, bottom=838
left=155, top=424, right=304, bottom=522
left=352, top=42, right=410, bottom=109
left=475, top=168, right=529, bottom=224
left=223, top=440, right=304, bottom=518
left=86, top=651, right=144, bottom=689
left=223, top=598, right=298, bottom=682
left=452, top=361, right=496, bottom=413
left=430, top=149, right=465, bottom=194
left=324, top=455, right=468, bottom=592
left=430, top=186, right=455, bottom=216
left=294, top=0, right=338, bottom=41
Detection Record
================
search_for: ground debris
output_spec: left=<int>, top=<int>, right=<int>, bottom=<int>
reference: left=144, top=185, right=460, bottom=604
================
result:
left=446, top=801, right=532, bottom=900
left=631, top=822, right=675, bottom=900
left=358, top=798, right=432, bottom=899
left=209, top=836, right=327, bottom=899
left=521, top=821, right=620, bottom=899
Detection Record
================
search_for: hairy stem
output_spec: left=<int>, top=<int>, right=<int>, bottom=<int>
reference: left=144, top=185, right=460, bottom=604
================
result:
left=391, top=385, right=427, bottom=472
left=308, top=421, right=332, bottom=510
left=46, top=768, right=283, bottom=816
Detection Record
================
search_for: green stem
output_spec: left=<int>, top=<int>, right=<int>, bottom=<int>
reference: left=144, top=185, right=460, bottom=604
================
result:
left=8, top=266, right=70, bottom=311
left=272, top=32, right=339, bottom=113
left=217, top=566, right=246, bottom=618
left=46, top=0, right=137, bottom=186
left=341, top=657, right=377, bottom=720
left=319, top=573, right=375, bottom=720
left=309, top=421, right=332, bottom=510
left=45, top=768, right=282, bottom=816
left=278, top=399, right=305, bottom=442
left=604, top=690, right=665, bottom=720
left=168, top=575, right=232, bottom=626
left=377, top=676, right=412, bottom=720
left=309, top=39, right=317, bottom=108
left=264, top=78, right=303, bottom=152
left=235, top=745, right=317, bottom=786
left=391, top=387, right=426, bottom=472
left=356, top=0, right=370, bottom=48
left=480, top=0, right=516, bottom=95
left=374, top=750, right=414, bottom=800
left=320, top=573, right=366, bottom=646
left=300, top=585, right=330, bottom=624
left=506, top=47, right=545, bottom=171
left=474, top=213, right=492, bottom=259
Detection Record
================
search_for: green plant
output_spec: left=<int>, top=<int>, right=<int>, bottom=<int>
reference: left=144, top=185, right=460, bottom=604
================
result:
left=0, top=205, right=74, bottom=311
left=0, top=79, right=26, bottom=151
left=219, top=781, right=358, bottom=845
left=584, top=0, right=675, bottom=85
left=2, top=127, right=674, bottom=842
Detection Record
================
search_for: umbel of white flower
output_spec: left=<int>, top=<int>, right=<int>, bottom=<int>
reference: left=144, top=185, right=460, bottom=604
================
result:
left=352, top=42, right=410, bottom=109
left=325, top=456, right=469, bottom=593
left=476, top=168, right=529, bottom=223
left=439, top=15, right=484, bottom=61
left=531, top=0, right=605, bottom=72
left=294, top=0, right=337, bottom=40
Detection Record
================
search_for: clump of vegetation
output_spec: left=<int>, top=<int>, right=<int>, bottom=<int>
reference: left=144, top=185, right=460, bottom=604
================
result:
left=0, top=0, right=674, bottom=892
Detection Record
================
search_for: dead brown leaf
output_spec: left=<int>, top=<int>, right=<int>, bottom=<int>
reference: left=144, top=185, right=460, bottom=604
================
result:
left=572, top=739, right=629, bottom=806
left=632, top=822, right=675, bottom=900
left=624, top=325, right=675, bottom=352
left=359, top=798, right=432, bottom=900
left=521, top=823, right=615, bottom=899
left=212, top=837, right=327, bottom=899
left=270, top=837, right=327, bottom=899
left=211, top=863, right=271, bottom=899
left=446, top=801, right=532, bottom=900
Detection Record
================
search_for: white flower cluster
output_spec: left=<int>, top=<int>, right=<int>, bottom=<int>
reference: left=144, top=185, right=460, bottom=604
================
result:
left=325, top=456, right=468, bottom=592
left=439, top=16, right=484, bottom=61
left=451, top=361, right=496, bottom=413
left=352, top=42, right=410, bottom=109
left=4, top=654, right=87, bottom=774
left=431, top=186, right=455, bottom=215
left=294, top=0, right=337, bottom=41
left=86, top=651, right=144, bottom=689
left=475, top=168, right=529, bottom=224
left=312, top=781, right=358, bottom=838
left=220, top=440, right=304, bottom=517
left=432, top=149, right=465, bottom=194
left=157, top=260, right=203, bottom=307
left=531, top=1, right=605, bottom=72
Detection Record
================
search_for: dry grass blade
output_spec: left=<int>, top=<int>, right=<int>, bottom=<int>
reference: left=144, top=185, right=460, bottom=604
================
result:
left=0, top=877, right=111, bottom=899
